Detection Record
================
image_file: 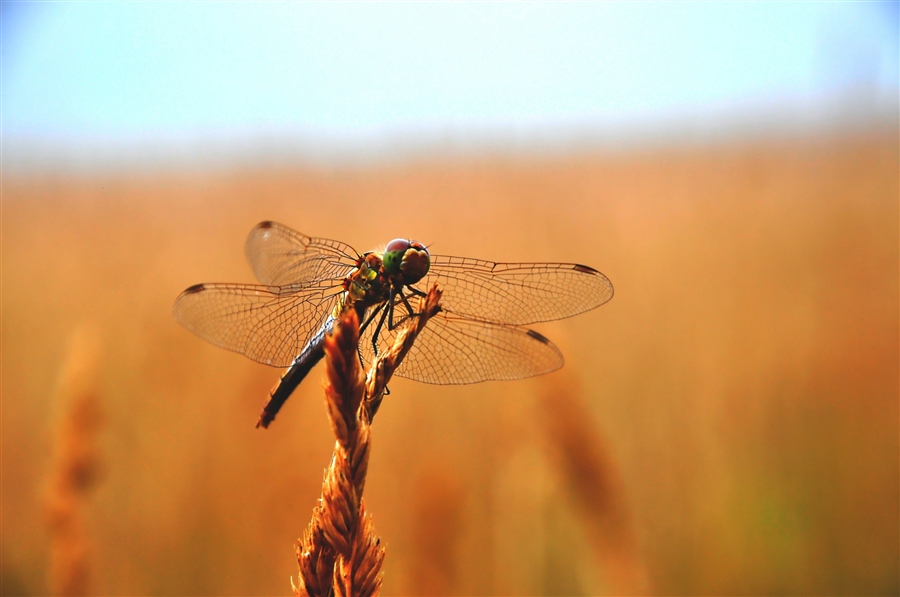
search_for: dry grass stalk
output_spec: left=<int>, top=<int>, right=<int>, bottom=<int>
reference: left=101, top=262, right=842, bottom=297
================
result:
left=364, top=285, right=443, bottom=421
left=294, top=284, right=443, bottom=597
left=295, top=506, right=336, bottom=596
left=537, top=374, right=648, bottom=594
left=44, top=324, right=105, bottom=597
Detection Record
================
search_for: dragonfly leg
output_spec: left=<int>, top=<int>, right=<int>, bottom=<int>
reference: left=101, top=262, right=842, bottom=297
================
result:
left=407, top=285, right=427, bottom=298
left=401, top=292, right=418, bottom=317
left=358, top=304, right=382, bottom=336
left=387, top=290, right=416, bottom=331
left=357, top=304, right=383, bottom=367
left=370, top=296, right=392, bottom=356
left=387, top=291, right=419, bottom=330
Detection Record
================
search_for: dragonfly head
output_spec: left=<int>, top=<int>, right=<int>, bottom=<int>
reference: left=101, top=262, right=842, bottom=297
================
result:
left=383, top=239, right=430, bottom=285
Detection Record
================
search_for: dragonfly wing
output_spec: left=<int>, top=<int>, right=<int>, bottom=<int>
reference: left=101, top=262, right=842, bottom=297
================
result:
left=359, top=311, right=563, bottom=384
left=173, top=281, right=342, bottom=367
left=417, top=256, right=613, bottom=325
left=244, top=221, right=359, bottom=286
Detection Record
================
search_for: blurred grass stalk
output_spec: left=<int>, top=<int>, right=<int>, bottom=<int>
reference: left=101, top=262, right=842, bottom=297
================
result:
left=44, top=323, right=105, bottom=597
left=539, top=373, right=649, bottom=594
left=294, top=286, right=442, bottom=596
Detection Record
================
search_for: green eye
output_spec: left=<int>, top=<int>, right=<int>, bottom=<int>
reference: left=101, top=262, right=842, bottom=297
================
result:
left=383, top=239, right=411, bottom=275
left=382, top=239, right=430, bottom=284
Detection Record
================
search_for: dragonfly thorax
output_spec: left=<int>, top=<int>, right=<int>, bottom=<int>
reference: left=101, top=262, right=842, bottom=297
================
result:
left=343, top=253, right=389, bottom=308
left=382, top=239, right=430, bottom=286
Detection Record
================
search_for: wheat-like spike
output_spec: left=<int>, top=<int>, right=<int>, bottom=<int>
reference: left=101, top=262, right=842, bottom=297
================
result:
left=365, top=284, right=443, bottom=420
left=333, top=500, right=385, bottom=597
left=45, top=323, right=105, bottom=597
left=537, top=373, right=649, bottom=594
left=295, top=306, right=368, bottom=596
left=295, top=284, right=442, bottom=596
left=294, top=504, right=337, bottom=596
left=319, top=307, right=370, bottom=558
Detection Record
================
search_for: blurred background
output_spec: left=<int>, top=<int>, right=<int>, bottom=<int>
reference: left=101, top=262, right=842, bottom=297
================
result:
left=2, top=3, right=898, bottom=595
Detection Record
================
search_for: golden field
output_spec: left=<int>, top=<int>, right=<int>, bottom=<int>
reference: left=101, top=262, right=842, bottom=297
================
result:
left=2, top=130, right=898, bottom=595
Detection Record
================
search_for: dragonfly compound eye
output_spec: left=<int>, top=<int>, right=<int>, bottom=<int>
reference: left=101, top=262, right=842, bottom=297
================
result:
left=383, top=239, right=430, bottom=284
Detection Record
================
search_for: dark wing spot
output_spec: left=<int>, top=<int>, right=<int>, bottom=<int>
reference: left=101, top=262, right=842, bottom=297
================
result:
left=526, top=329, right=552, bottom=344
left=257, top=220, right=274, bottom=229
left=183, top=283, right=206, bottom=294
left=574, top=263, right=600, bottom=274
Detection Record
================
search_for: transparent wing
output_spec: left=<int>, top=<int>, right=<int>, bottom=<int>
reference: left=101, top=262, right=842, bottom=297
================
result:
left=415, top=256, right=613, bottom=326
left=173, top=281, right=343, bottom=368
left=244, top=221, right=359, bottom=286
left=359, top=308, right=563, bottom=384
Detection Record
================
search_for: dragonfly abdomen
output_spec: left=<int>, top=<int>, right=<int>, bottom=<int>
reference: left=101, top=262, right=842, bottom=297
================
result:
left=256, top=317, right=334, bottom=428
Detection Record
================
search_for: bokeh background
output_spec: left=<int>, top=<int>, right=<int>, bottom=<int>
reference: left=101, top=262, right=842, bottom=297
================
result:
left=2, top=3, right=898, bottom=596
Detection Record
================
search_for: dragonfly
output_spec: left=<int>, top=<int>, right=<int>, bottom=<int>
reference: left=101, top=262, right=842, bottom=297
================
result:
left=173, top=221, right=614, bottom=428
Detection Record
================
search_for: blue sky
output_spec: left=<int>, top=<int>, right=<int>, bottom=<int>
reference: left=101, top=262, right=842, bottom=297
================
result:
left=2, top=2, right=897, bottom=163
